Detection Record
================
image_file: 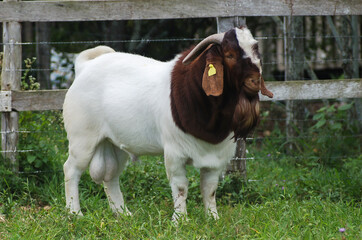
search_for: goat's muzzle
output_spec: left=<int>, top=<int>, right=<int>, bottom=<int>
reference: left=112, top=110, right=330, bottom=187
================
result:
left=243, top=75, right=274, bottom=98
left=243, top=77, right=261, bottom=96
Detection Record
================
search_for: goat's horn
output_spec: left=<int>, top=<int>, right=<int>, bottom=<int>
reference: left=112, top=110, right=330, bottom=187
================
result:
left=182, top=33, right=225, bottom=65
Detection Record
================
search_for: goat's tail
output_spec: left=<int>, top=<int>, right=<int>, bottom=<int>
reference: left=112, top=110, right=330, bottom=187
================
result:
left=75, top=46, right=115, bottom=76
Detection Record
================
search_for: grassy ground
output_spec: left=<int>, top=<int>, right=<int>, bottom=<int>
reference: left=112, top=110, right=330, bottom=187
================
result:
left=0, top=154, right=360, bottom=239
left=0, top=197, right=360, bottom=239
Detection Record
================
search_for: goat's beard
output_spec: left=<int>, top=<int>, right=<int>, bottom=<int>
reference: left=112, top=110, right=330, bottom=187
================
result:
left=232, top=93, right=260, bottom=141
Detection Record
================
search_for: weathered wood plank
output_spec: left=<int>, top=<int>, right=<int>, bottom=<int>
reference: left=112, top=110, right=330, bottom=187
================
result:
left=0, top=0, right=361, bottom=22
left=260, top=79, right=362, bottom=101
left=1, top=79, right=360, bottom=112
left=1, top=2, right=22, bottom=172
left=11, top=90, right=67, bottom=112
left=0, top=91, right=12, bottom=112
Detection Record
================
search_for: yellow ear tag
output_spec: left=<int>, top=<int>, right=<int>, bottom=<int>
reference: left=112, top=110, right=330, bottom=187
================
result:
left=208, top=64, right=216, bottom=76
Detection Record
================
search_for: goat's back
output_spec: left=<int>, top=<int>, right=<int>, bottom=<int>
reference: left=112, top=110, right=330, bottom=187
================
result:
left=64, top=51, right=177, bottom=155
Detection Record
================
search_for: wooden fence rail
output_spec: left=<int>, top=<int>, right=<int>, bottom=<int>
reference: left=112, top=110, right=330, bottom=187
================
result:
left=0, top=80, right=361, bottom=112
left=1, top=0, right=361, bottom=22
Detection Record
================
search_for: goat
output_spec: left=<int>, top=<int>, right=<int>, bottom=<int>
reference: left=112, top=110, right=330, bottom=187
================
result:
left=63, top=26, right=273, bottom=221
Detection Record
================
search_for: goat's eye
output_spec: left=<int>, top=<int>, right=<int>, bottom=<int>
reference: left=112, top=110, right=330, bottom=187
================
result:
left=225, top=54, right=234, bottom=59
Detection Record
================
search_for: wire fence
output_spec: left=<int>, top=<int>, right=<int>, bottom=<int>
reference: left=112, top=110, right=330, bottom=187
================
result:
left=4, top=56, right=362, bottom=72
left=12, top=153, right=361, bottom=175
left=1, top=110, right=361, bottom=159
left=1, top=34, right=362, bottom=46
left=0, top=26, right=359, bottom=91
left=4, top=128, right=360, bottom=174
left=2, top=34, right=360, bottom=84
left=1, top=23, right=361, bottom=176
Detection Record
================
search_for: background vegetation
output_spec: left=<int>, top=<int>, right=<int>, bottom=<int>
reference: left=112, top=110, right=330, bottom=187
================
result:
left=1, top=16, right=361, bottom=239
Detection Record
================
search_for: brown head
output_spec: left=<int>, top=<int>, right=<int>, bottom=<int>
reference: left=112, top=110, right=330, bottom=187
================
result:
left=171, top=26, right=273, bottom=143
left=183, top=26, right=273, bottom=99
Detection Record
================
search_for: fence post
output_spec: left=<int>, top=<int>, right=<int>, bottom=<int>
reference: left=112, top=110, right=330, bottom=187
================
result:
left=351, top=16, right=362, bottom=129
left=1, top=0, right=22, bottom=172
left=216, top=17, right=245, bottom=33
left=36, top=22, right=51, bottom=89
left=284, top=16, right=305, bottom=151
left=327, top=16, right=361, bottom=129
left=217, top=17, right=247, bottom=180
left=342, top=16, right=361, bottom=130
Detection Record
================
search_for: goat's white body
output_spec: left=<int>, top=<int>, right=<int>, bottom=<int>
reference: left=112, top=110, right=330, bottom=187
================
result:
left=63, top=46, right=236, bottom=220
left=66, top=52, right=171, bottom=155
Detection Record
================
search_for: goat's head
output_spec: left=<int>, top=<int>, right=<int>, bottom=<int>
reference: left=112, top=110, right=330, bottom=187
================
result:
left=183, top=26, right=273, bottom=99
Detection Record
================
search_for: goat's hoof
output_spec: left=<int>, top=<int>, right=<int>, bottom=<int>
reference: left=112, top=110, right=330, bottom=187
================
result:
left=68, top=210, right=84, bottom=218
left=172, top=212, right=188, bottom=225
left=212, top=213, right=220, bottom=220
left=124, top=209, right=132, bottom=217
left=114, top=207, right=132, bottom=217
left=207, top=210, right=219, bottom=220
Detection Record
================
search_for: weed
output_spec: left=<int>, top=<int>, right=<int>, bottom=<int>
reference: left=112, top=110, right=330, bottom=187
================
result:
left=308, top=102, right=360, bottom=167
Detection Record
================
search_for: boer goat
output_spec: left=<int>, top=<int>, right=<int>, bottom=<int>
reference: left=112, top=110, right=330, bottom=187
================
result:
left=63, top=26, right=273, bottom=221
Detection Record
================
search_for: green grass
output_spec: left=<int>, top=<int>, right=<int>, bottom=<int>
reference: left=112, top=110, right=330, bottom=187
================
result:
left=0, top=196, right=360, bottom=239
left=0, top=154, right=361, bottom=239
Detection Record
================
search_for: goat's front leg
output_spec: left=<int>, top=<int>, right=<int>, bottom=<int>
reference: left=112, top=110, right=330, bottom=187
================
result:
left=104, top=178, right=131, bottom=216
left=164, top=155, right=188, bottom=222
left=200, top=168, right=222, bottom=220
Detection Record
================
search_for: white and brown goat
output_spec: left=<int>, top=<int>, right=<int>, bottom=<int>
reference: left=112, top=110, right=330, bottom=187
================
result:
left=63, top=26, right=273, bottom=221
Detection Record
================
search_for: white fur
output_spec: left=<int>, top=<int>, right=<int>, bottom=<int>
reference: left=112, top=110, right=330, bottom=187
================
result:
left=235, top=27, right=262, bottom=73
left=63, top=46, right=236, bottom=221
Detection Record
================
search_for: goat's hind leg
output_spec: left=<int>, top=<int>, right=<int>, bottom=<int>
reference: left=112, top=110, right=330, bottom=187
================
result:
left=64, top=136, right=99, bottom=216
left=64, top=156, right=89, bottom=216
left=102, top=142, right=131, bottom=216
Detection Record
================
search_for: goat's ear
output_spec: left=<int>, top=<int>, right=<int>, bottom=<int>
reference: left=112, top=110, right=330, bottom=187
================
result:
left=260, top=76, right=274, bottom=98
left=202, top=58, right=224, bottom=97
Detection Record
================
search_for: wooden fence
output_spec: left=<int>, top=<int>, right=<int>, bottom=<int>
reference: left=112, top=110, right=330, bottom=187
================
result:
left=1, top=0, right=362, bottom=174
left=1, top=79, right=361, bottom=113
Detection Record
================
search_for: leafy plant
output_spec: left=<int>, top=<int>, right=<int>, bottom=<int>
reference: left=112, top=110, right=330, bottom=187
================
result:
left=21, top=57, right=40, bottom=90
left=15, top=57, right=67, bottom=173
left=308, top=101, right=359, bottom=167
left=311, top=102, right=353, bottom=130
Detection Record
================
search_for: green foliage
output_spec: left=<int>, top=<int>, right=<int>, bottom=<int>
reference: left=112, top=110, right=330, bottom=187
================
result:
left=21, top=57, right=40, bottom=90
left=218, top=175, right=263, bottom=205
left=18, top=110, right=67, bottom=173
left=16, top=56, right=67, bottom=173
left=121, top=157, right=172, bottom=205
left=311, top=102, right=353, bottom=130
left=308, top=102, right=359, bottom=167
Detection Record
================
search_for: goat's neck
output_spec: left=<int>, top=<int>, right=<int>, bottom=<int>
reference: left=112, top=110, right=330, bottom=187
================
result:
left=170, top=50, right=239, bottom=144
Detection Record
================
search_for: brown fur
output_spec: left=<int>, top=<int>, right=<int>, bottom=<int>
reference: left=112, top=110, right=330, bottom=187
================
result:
left=232, top=93, right=260, bottom=140
left=170, top=28, right=266, bottom=144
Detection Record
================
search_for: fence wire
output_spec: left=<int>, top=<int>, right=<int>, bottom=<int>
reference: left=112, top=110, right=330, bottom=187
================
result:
left=1, top=29, right=361, bottom=176
left=13, top=153, right=361, bottom=175
left=2, top=32, right=361, bottom=81
left=1, top=34, right=362, bottom=46
left=2, top=132, right=360, bottom=156
left=4, top=56, right=362, bottom=73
